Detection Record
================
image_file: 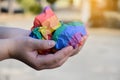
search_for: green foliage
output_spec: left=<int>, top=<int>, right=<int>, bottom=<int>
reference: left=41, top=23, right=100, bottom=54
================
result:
left=46, top=0, right=57, bottom=4
left=17, top=0, right=42, bottom=14
left=29, top=4, right=42, bottom=14
left=17, top=0, right=22, bottom=3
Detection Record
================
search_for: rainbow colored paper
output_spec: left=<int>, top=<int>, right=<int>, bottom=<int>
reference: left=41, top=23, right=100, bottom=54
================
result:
left=31, top=6, right=60, bottom=40
left=30, top=6, right=87, bottom=52
left=52, top=22, right=86, bottom=50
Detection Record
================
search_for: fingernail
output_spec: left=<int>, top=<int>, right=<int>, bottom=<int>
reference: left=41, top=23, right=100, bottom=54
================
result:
left=48, top=41, right=56, bottom=47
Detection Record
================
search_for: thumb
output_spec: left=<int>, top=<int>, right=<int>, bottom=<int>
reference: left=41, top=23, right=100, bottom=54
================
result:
left=30, top=38, right=56, bottom=50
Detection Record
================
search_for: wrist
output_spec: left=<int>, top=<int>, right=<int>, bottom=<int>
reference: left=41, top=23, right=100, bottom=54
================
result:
left=0, top=27, right=31, bottom=39
left=9, top=29, right=31, bottom=38
left=7, top=38, right=18, bottom=59
left=0, top=39, right=13, bottom=60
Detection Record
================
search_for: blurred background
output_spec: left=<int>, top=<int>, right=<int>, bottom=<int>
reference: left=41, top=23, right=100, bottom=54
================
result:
left=0, top=0, right=120, bottom=80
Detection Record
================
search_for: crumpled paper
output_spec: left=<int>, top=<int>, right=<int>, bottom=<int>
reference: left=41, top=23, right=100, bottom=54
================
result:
left=30, top=6, right=87, bottom=54
left=31, top=6, right=60, bottom=40
left=52, top=22, right=87, bottom=50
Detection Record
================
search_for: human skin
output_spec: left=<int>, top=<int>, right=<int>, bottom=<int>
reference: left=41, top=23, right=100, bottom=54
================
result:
left=0, top=27, right=87, bottom=70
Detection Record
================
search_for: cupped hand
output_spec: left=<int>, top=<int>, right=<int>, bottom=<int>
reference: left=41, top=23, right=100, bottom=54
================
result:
left=70, top=35, right=88, bottom=56
left=9, top=37, right=73, bottom=70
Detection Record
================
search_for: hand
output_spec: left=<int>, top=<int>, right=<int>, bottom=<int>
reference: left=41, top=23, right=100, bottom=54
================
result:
left=70, top=35, right=88, bottom=56
left=9, top=37, right=73, bottom=70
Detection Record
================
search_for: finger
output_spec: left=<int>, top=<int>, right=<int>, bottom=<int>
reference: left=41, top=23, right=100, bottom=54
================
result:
left=29, top=38, right=56, bottom=50
left=82, top=35, right=88, bottom=45
left=54, top=46, right=73, bottom=59
left=80, top=37, right=86, bottom=46
left=83, top=35, right=88, bottom=40
left=36, top=46, right=73, bottom=68
left=70, top=36, right=87, bottom=57
left=47, top=54, right=70, bottom=69
left=70, top=47, right=82, bottom=56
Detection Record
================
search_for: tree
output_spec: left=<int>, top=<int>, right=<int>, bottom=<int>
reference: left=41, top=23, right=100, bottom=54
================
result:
left=89, top=0, right=106, bottom=27
left=47, top=0, right=57, bottom=4
left=8, top=0, right=14, bottom=14
left=17, top=0, right=42, bottom=14
left=46, top=0, right=57, bottom=10
left=69, top=0, right=73, bottom=6
left=0, top=0, right=1, bottom=13
left=106, top=0, right=118, bottom=11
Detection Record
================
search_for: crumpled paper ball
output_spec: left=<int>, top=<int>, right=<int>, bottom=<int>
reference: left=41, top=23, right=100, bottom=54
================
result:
left=52, top=22, right=86, bottom=50
left=29, top=6, right=87, bottom=54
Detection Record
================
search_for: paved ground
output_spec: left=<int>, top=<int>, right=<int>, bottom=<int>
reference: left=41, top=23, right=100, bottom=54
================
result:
left=0, top=10, right=120, bottom=80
